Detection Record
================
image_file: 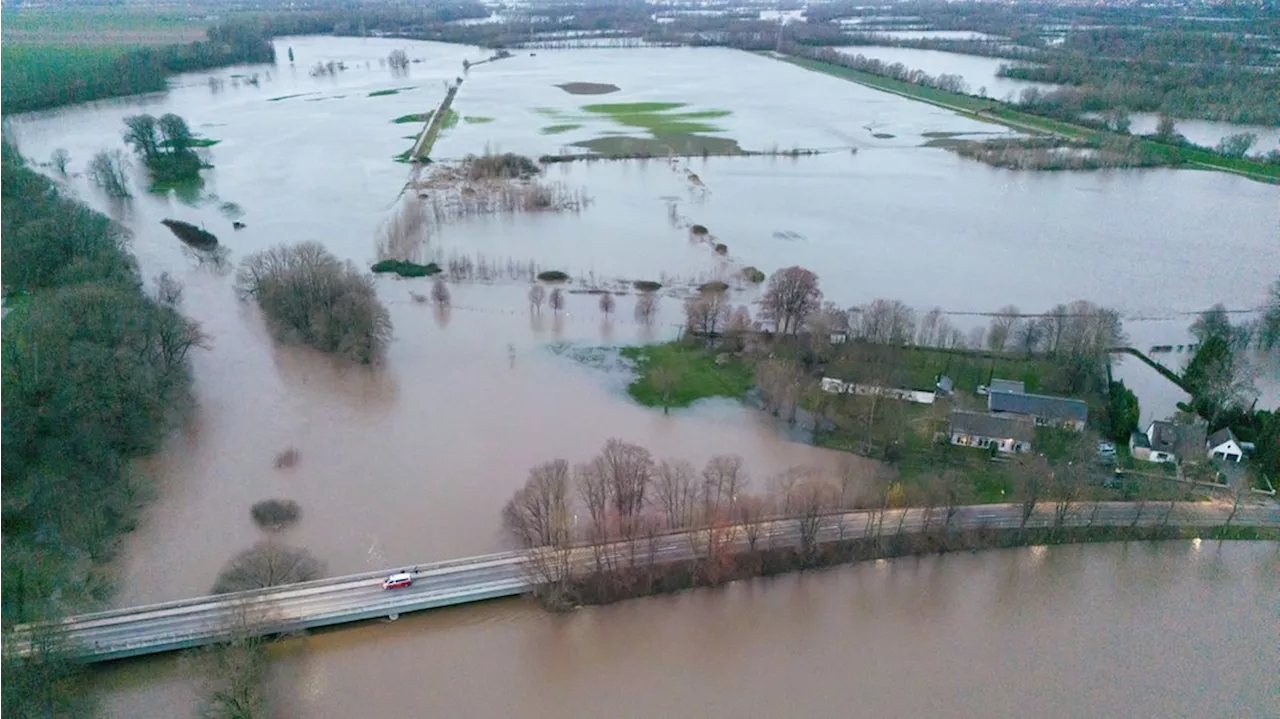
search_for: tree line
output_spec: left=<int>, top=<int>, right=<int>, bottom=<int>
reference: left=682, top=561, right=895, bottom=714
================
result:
left=2, top=22, right=275, bottom=114
left=1, top=138, right=205, bottom=715
left=502, top=436, right=1230, bottom=608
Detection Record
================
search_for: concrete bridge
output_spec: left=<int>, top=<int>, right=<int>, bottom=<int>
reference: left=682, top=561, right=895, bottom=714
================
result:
left=12, top=502, right=1278, bottom=664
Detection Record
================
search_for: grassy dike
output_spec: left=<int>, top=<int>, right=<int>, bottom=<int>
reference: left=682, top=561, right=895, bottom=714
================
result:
left=772, top=53, right=1280, bottom=184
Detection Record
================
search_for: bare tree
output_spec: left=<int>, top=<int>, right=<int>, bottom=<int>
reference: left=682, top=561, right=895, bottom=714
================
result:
left=723, top=304, right=752, bottom=350
left=593, top=438, right=653, bottom=532
left=1223, top=469, right=1251, bottom=529
left=736, top=495, right=768, bottom=551
left=549, top=287, right=565, bottom=313
left=756, top=358, right=804, bottom=422
left=634, top=292, right=658, bottom=326
left=598, top=291, right=615, bottom=317
left=917, top=306, right=945, bottom=347
left=965, top=325, right=986, bottom=351
left=791, top=474, right=834, bottom=557
left=701, top=455, right=746, bottom=520
left=87, top=149, right=131, bottom=197
left=50, top=148, right=70, bottom=176
left=575, top=461, right=612, bottom=570
left=528, top=284, right=546, bottom=313
left=649, top=365, right=681, bottom=414
left=940, top=469, right=972, bottom=528
left=1012, top=454, right=1050, bottom=530
left=684, top=291, right=729, bottom=341
left=154, top=272, right=184, bottom=306
left=503, top=459, right=572, bottom=548
left=854, top=299, right=916, bottom=345
left=211, top=542, right=325, bottom=594
left=987, top=305, right=1021, bottom=352
left=1012, top=318, right=1046, bottom=356
left=431, top=277, right=451, bottom=308
left=653, top=459, right=698, bottom=529
left=761, top=266, right=822, bottom=334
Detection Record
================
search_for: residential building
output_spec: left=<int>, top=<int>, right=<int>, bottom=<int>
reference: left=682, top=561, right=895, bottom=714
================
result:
left=987, top=390, right=1088, bottom=430
left=949, top=410, right=1034, bottom=454
left=1129, top=420, right=1207, bottom=464
left=1207, top=428, right=1244, bottom=462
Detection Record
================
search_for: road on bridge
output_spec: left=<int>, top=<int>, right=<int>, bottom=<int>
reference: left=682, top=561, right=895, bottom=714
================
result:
left=12, top=501, right=1277, bottom=663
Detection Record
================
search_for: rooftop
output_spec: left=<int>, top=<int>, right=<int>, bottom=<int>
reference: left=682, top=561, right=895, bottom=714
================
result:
left=989, top=378, right=1025, bottom=394
left=988, top=390, right=1088, bottom=423
left=950, top=410, right=1035, bottom=444
left=1207, top=427, right=1238, bottom=448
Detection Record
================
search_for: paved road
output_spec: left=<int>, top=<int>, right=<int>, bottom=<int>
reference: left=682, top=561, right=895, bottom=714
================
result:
left=12, top=502, right=1277, bottom=663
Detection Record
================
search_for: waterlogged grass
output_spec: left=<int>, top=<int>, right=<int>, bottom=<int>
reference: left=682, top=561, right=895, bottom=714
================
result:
left=368, top=86, right=416, bottom=98
left=439, top=108, right=459, bottom=130
left=542, top=123, right=584, bottom=135
left=581, top=102, right=730, bottom=135
left=267, top=92, right=319, bottom=102
left=393, top=112, right=431, bottom=124
left=572, top=135, right=745, bottom=156
left=620, top=342, right=754, bottom=409
left=463, top=116, right=495, bottom=124
left=583, top=102, right=686, bottom=114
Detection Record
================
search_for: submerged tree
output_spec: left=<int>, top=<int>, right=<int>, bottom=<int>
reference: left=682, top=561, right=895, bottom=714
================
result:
left=87, top=149, right=131, bottom=197
left=761, top=266, right=822, bottom=335
left=235, top=242, right=392, bottom=363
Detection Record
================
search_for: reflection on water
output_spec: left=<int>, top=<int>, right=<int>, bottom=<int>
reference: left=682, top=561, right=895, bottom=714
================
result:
left=91, top=542, right=1278, bottom=718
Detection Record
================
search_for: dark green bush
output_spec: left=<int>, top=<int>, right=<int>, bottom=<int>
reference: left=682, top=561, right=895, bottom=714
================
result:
left=371, top=259, right=441, bottom=277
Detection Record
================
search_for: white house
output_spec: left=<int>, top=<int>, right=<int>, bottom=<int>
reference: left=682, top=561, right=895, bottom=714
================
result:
left=1207, top=428, right=1244, bottom=463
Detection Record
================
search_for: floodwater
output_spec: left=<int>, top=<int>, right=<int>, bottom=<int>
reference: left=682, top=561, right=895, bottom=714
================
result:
left=92, top=542, right=1279, bottom=718
left=1084, top=112, right=1280, bottom=157
left=835, top=44, right=1057, bottom=100
left=6, top=35, right=1278, bottom=715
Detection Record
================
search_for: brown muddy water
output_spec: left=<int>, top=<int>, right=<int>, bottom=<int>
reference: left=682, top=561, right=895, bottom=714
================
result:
left=4, top=36, right=1278, bottom=715
left=95, top=542, right=1278, bottom=718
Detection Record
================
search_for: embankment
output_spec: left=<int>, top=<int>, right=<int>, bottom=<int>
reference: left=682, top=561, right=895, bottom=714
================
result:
left=410, top=83, right=460, bottom=161
left=1111, top=346, right=1191, bottom=392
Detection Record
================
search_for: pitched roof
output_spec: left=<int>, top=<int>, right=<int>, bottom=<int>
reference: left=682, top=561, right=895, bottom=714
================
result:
left=1130, top=431, right=1151, bottom=449
left=950, top=410, right=1035, bottom=444
left=989, top=378, right=1025, bottom=394
left=1147, top=420, right=1179, bottom=453
left=1207, top=427, right=1238, bottom=448
left=988, top=390, right=1088, bottom=423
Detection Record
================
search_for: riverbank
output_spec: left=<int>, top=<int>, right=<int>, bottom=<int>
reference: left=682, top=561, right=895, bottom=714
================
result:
left=770, top=53, right=1280, bottom=184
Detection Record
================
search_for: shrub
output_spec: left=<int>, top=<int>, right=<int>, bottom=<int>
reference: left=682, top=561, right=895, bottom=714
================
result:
left=537, top=270, right=570, bottom=282
left=274, top=447, right=300, bottom=468
left=741, top=266, right=766, bottom=283
left=371, top=259, right=441, bottom=277
left=714, top=243, right=728, bottom=255
left=466, top=152, right=541, bottom=180
left=161, top=219, right=218, bottom=249
left=633, top=280, right=663, bottom=292
left=235, top=242, right=393, bottom=363
left=251, top=499, right=301, bottom=531
left=690, top=224, right=709, bottom=236
left=698, top=280, right=729, bottom=294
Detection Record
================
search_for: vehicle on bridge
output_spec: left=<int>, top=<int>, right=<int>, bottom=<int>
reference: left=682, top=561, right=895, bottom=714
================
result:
left=382, top=572, right=413, bottom=589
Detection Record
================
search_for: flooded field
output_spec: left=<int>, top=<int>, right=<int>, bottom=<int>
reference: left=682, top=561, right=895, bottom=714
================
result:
left=1084, top=112, right=1280, bottom=156
left=7, top=35, right=1278, bottom=717
left=835, top=45, right=1057, bottom=100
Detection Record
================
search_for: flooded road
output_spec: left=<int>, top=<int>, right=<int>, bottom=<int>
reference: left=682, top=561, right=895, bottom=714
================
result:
left=6, top=35, right=1278, bottom=716
left=92, top=541, right=1279, bottom=718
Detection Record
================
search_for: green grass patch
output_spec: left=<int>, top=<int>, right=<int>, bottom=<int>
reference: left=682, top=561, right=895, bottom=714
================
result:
left=267, top=92, right=319, bottom=102
left=463, top=116, right=494, bottom=124
left=537, top=270, right=570, bottom=282
left=393, top=112, right=431, bottom=124
left=872, top=133, right=895, bottom=139
left=542, top=123, right=584, bottom=135
left=160, top=137, right=219, bottom=149
left=620, top=343, right=754, bottom=409
left=827, top=346, right=1059, bottom=394
left=368, top=86, right=416, bottom=98
left=438, top=108, right=459, bottom=130
left=583, top=102, right=687, bottom=114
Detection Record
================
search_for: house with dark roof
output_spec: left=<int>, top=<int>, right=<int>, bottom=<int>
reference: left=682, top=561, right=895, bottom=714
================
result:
left=987, top=390, right=1088, bottom=431
left=1129, top=420, right=1208, bottom=464
left=949, top=410, right=1034, bottom=454
left=1207, top=428, right=1244, bottom=462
